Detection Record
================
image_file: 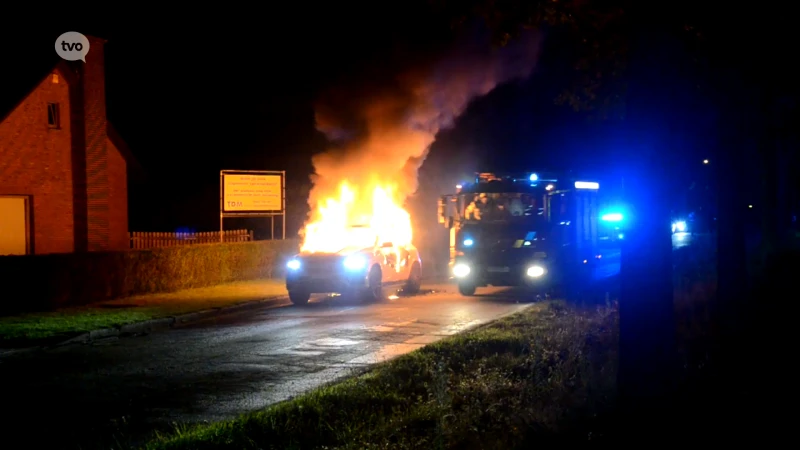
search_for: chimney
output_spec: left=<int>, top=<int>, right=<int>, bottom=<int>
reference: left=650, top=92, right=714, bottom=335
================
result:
left=69, top=35, right=110, bottom=251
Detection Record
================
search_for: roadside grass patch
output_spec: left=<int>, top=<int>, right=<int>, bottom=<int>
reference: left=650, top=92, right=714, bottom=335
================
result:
left=0, top=279, right=287, bottom=343
left=0, top=309, right=152, bottom=341
left=146, top=301, right=618, bottom=449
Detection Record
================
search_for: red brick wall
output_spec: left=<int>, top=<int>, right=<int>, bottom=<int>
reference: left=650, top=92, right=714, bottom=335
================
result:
left=107, top=138, right=129, bottom=250
left=0, top=70, right=75, bottom=254
left=83, top=36, right=110, bottom=251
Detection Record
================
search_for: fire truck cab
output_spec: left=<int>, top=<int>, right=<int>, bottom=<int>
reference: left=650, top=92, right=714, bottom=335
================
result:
left=438, top=172, right=621, bottom=297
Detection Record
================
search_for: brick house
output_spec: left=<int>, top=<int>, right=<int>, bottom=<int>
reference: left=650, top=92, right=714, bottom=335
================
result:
left=0, top=35, right=137, bottom=255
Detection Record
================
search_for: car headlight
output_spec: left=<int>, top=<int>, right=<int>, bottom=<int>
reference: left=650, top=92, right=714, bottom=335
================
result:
left=287, top=259, right=301, bottom=270
left=343, top=255, right=367, bottom=270
left=463, top=238, right=473, bottom=247
left=526, top=265, right=545, bottom=277
left=453, top=263, right=470, bottom=277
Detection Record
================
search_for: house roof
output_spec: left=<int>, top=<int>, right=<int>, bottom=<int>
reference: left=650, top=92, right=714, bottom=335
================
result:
left=0, top=55, right=63, bottom=124
left=0, top=58, right=141, bottom=174
left=107, top=121, right=141, bottom=172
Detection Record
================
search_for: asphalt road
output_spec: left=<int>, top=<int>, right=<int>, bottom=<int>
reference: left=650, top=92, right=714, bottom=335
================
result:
left=0, top=283, right=531, bottom=450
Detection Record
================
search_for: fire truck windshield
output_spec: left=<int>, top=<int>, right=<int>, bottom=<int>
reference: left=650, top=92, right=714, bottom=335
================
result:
left=460, top=192, right=540, bottom=223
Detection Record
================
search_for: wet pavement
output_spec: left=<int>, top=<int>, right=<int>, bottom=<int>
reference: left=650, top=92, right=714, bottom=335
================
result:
left=0, top=283, right=530, bottom=449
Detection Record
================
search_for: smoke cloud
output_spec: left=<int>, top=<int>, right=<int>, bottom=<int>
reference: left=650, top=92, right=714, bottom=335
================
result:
left=306, top=28, right=541, bottom=231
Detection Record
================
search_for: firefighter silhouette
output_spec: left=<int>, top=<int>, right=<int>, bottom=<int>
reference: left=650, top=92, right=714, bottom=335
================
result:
left=466, top=194, right=490, bottom=220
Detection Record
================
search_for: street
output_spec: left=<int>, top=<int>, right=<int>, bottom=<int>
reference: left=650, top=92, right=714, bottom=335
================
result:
left=0, top=283, right=530, bottom=449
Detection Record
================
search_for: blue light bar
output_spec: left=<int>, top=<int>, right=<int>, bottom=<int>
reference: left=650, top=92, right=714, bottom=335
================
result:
left=601, top=213, right=623, bottom=222
left=529, top=173, right=538, bottom=182
left=574, top=181, right=599, bottom=190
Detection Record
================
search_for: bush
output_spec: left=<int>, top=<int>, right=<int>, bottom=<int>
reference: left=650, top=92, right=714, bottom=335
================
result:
left=0, top=239, right=300, bottom=314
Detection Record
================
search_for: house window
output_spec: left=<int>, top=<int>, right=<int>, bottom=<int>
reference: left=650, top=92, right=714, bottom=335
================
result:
left=47, top=103, right=60, bottom=129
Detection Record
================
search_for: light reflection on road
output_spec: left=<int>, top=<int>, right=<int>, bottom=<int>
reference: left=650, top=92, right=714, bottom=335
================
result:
left=0, top=282, right=533, bottom=450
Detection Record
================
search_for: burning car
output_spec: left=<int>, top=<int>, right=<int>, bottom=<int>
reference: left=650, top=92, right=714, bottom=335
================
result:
left=289, top=182, right=422, bottom=305
left=285, top=231, right=422, bottom=305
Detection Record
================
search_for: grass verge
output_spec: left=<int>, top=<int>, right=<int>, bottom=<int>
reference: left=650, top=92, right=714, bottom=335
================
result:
left=146, top=301, right=618, bottom=450
left=0, top=279, right=287, bottom=343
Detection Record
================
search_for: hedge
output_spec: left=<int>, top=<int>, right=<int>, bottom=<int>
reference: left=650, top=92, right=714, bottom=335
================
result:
left=0, top=239, right=300, bottom=314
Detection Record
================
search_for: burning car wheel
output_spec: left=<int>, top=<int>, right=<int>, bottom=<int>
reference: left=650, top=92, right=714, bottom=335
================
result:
left=404, top=263, right=422, bottom=295
left=363, top=266, right=384, bottom=302
left=458, top=282, right=477, bottom=296
left=288, top=290, right=311, bottom=305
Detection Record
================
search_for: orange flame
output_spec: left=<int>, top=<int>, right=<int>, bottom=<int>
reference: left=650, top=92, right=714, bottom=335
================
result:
left=300, top=180, right=412, bottom=254
left=302, top=31, right=541, bottom=256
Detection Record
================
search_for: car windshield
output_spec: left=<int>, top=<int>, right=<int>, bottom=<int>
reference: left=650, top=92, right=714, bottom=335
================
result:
left=460, top=222, right=550, bottom=248
left=461, top=192, right=542, bottom=223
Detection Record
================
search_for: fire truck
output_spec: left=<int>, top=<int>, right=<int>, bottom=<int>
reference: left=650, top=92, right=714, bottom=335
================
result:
left=437, top=172, right=621, bottom=297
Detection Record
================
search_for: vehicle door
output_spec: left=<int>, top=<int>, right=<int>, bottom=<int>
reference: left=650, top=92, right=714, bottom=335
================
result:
left=395, top=245, right=413, bottom=280
left=377, top=241, right=401, bottom=282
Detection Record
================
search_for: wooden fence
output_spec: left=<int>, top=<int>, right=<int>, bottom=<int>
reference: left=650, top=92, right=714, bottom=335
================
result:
left=129, top=229, right=254, bottom=250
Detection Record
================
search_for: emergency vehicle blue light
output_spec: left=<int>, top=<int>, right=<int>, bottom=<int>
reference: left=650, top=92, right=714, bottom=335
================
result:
left=463, top=238, right=474, bottom=246
left=601, top=213, right=623, bottom=222
left=575, top=181, right=599, bottom=190
left=529, top=173, right=538, bottom=182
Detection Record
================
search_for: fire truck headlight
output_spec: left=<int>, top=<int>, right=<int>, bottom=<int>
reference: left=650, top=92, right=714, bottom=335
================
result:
left=453, top=263, right=471, bottom=278
left=526, top=265, right=545, bottom=277
left=343, top=255, right=367, bottom=271
left=672, top=221, right=686, bottom=233
left=287, top=259, right=301, bottom=271
left=463, top=238, right=473, bottom=247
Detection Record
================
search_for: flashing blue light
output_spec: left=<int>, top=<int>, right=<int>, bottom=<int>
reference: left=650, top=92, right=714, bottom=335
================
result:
left=343, top=255, right=367, bottom=270
left=601, top=213, right=624, bottom=222
left=530, top=173, right=538, bottom=182
left=672, top=221, right=687, bottom=233
left=618, top=233, right=624, bottom=239
left=575, top=181, right=599, bottom=190
left=463, top=238, right=474, bottom=247
left=287, top=259, right=301, bottom=270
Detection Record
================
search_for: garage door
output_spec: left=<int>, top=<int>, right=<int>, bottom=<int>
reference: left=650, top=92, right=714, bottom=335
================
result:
left=0, top=196, right=29, bottom=255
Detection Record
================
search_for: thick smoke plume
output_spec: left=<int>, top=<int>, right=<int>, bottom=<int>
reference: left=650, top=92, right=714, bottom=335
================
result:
left=305, top=29, right=541, bottom=232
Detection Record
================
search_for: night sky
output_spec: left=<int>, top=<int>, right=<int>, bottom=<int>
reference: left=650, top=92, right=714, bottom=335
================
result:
left=4, top=8, right=711, bottom=241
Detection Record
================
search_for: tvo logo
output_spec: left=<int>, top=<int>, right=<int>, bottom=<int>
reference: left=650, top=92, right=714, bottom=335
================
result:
left=55, top=32, right=90, bottom=62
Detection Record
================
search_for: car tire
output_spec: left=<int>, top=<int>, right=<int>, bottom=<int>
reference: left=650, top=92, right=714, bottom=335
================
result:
left=363, top=266, right=383, bottom=302
left=289, top=290, right=310, bottom=305
left=404, top=262, right=422, bottom=295
left=458, top=282, right=476, bottom=296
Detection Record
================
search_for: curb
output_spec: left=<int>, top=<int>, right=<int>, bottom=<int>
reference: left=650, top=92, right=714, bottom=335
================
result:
left=0, top=295, right=289, bottom=359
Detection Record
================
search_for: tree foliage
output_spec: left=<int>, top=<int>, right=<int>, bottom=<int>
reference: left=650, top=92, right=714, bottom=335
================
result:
left=432, top=0, right=765, bottom=121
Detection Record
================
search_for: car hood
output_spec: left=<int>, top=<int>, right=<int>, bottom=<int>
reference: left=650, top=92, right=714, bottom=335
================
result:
left=297, top=248, right=367, bottom=259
